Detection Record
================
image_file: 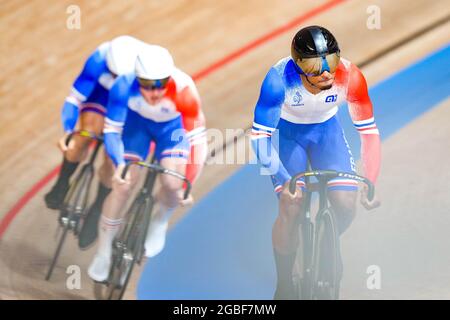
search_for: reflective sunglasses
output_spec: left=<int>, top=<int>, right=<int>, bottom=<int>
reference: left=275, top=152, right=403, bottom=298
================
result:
left=137, top=77, right=171, bottom=90
left=294, top=52, right=340, bottom=77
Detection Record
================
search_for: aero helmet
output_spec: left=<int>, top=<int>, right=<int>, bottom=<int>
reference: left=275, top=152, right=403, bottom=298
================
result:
left=135, top=44, right=175, bottom=80
left=106, top=35, right=143, bottom=75
left=291, top=26, right=340, bottom=76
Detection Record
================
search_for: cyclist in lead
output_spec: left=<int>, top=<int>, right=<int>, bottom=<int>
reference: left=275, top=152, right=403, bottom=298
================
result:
left=87, top=44, right=207, bottom=282
left=251, top=26, right=381, bottom=299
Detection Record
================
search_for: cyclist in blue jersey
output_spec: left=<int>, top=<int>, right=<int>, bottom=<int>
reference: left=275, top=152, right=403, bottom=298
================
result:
left=251, top=26, right=381, bottom=299
left=44, top=36, right=144, bottom=237
left=87, top=45, right=196, bottom=282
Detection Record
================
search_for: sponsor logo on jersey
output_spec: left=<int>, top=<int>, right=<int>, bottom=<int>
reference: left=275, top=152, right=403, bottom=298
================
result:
left=292, top=91, right=304, bottom=106
left=325, top=94, right=337, bottom=103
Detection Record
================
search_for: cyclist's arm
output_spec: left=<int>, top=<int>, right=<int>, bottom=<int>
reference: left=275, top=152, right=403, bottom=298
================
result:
left=346, top=64, right=381, bottom=184
left=176, top=85, right=207, bottom=184
left=61, top=50, right=104, bottom=133
left=103, top=76, right=130, bottom=167
left=251, top=67, right=290, bottom=185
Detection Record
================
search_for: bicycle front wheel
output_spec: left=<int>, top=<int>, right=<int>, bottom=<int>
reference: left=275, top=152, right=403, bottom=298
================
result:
left=106, top=247, right=137, bottom=300
left=106, top=196, right=150, bottom=300
left=312, top=207, right=341, bottom=300
left=45, top=212, right=71, bottom=281
left=293, top=219, right=314, bottom=300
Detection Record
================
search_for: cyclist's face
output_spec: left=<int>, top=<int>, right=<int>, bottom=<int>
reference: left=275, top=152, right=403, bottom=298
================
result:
left=305, top=71, right=335, bottom=90
left=140, top=86, right=167, bottom=105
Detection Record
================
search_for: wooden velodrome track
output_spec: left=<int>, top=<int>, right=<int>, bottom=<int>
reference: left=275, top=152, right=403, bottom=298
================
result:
left=0, top=0, right=449, bottom=299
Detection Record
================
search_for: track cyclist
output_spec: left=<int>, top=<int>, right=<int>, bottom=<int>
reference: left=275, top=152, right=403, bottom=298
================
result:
left=87, top=44, right=206, bottom=282
left=250, top=26, right=381, bottom=299
left=44, top=35, right=145, bottom=214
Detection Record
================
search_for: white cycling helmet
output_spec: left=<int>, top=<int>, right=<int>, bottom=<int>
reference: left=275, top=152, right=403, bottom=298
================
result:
left=135, top=44, right=175, bottom=80
left=106, top=35, right=143, bottom=75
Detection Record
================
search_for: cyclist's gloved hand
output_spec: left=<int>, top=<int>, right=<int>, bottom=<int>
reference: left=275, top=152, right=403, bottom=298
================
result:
left=113, top=163, right=130, bottom=185
left=58, top=132, right=72, bottom=153
left=360, top=184, right=380, bottom=210
left=179, top=193, right=194, bottom=207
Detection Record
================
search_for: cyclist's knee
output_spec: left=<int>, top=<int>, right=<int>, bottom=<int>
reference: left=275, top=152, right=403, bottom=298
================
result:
left=159, top=157, right=186, bottom=192
left=329, top=191, right=356, bottom=213
left=110, top=179, right=135, bottom=203
left=65, top=135, right=91, bottom=161
left=160, top=178, right=183, bottom=206
left=79, top=111, right=104, bottom=135
left=161, top=175, right=183, bottom=193
left=278, top=197, right=304, bottom=222
left=329, top=191, right=356, bottom=234
left=156, top=157, right=188, bottom=207
left=111, top=166, right=139, bottom=199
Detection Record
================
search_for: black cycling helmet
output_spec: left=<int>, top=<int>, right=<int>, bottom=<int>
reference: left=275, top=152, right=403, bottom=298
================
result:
left=291, top=26, right=341, bottom=77
left=291, top=25, right=340, bottom=61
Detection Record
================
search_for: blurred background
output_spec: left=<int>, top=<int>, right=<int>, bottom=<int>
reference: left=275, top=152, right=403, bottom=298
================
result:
left=0, top=0, right=449, bottom=299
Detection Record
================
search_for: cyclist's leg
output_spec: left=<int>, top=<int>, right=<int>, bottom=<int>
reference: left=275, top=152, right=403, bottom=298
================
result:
left=45, top=104, right=105, bottom=209
left=308, top=115, right=358, bottom=235
left=144, top=117, right=190, bottom=258
left=156, top=157, right=187, bottom=208
left=79, top=151, right=114, bottom=249
left=95, top=151, right=114, bottom=199
left=328, top=192, right=357, bottom=235
left=88, top=162, right=141, bottom=282
left=271, top=124, right=309, bottom=299
left=98, top=110, right=149, bottom=235
left=67, top=103, right=106, bottom=161
left=88, top=110, right=150, bottom=281
left=307, top=116, right=357, bottom=282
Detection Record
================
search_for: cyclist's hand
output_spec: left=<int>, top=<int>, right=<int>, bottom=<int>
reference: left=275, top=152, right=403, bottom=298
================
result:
left=113, top=164, right=129, bottom=185
left=57, top=132, right=71, bottom=153
left=360, top=184, right=380, bottom=210
left=279, top=181, right=303, bottom=205
left=179, top=193, right=194, bottom=207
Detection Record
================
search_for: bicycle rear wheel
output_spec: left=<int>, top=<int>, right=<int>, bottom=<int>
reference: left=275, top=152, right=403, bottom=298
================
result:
left=312, top=207, right=340, bottom=300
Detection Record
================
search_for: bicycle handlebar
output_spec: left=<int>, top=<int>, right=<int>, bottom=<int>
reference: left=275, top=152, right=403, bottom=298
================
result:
left=121, top=161, right=192, bottom=200
left=288, top=170, right=375, bottom=201
left=65, top=130, right=104, bottom=146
